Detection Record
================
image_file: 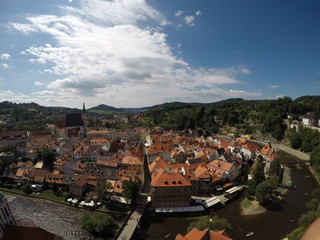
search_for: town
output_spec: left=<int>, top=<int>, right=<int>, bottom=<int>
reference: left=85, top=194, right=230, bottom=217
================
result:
left=0, top=103, right=294, bottom=240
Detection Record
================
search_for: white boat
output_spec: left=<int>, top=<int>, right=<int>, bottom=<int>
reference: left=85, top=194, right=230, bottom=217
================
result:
left=246, top=232, right=254, bottom=237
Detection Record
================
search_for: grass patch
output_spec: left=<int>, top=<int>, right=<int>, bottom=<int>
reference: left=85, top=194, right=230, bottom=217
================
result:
left=0, top=187, right=24, bottom=195
left=241, top=197, right=252, bottom=209
left=39, top=191, right=64, bottom=202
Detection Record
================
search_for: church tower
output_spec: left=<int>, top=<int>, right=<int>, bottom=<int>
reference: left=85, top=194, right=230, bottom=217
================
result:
left=83, top=102, right=86, bottom=115
left=82, top=102, right=87, bottom=138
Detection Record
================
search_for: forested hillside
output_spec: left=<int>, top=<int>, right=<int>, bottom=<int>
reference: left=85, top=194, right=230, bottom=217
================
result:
left=1, top=96, right=320, bottom=137
left=142, top=96, right=320, bottom=140
left=0, top=101, right=76, bottom=132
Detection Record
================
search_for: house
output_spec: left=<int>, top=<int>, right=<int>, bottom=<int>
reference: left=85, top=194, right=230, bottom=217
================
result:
left=175, top=227, right=233, bottom=240
left=69, top=178, right=87, bottom=197
left=302, top=112, right=315, bottom=126
left=208, top=159, right=239, bottom=182
left=151, top=169, right=191, bottom=208
left=29, top=169, right=49, bottom=185
left=148, top=156, right=168, bottom=173
left=121, top=156, right=143, bottom=173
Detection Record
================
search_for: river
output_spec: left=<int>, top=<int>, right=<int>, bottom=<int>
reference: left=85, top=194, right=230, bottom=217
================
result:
left=6, top=194, right=94, bottom=240
left=142, top=151, right=318, bottom=240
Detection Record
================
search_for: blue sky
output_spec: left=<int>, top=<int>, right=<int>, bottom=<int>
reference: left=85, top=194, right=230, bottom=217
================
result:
left=0, top=0, right=319, bottom=108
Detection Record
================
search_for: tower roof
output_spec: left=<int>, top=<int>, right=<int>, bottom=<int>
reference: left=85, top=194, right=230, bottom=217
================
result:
left=65, top=113, right=84, bottom=127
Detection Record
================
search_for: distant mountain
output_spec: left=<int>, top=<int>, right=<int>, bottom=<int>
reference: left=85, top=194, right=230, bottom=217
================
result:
left=88, top=104, right=121, bottom=113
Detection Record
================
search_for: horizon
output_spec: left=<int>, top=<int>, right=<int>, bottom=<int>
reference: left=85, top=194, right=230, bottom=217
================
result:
left=1, top=0, right=320, bottom=108
left=1, top=94, right=318, bottom=110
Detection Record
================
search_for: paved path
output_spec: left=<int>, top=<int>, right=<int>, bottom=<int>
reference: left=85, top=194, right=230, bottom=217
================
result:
left=251, top=140, right=310, bottom=161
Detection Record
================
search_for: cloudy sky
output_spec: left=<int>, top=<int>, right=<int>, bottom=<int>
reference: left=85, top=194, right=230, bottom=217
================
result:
left=0, top=0, right=320, bottom=108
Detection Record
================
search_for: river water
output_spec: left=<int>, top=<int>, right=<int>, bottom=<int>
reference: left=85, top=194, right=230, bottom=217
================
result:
left=6, top=195, right=93, bottom=240
left=143, top=151, right=318, bottom=240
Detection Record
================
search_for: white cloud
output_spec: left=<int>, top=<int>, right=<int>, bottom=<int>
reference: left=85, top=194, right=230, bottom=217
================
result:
left=0, top=53, right=11, bottom=60
left=267, top=84, right=279, bottom=89
left=9, top=0, right=255, bottom=108
left=1, top=63, right=9, bottom=68
left=8, top=23, right=37, bottom=34
left=184, top=15, right=195, bottom=26
left=34, top=81, right=44, bottom=86
left=195, top=10, right=202, bottom=16
left=175, top=10, right=183, bottom=17
left=275, top=94, right=285, bottom=99
left=0, top=90, right=30, bottom=103
left=240, top=67, right=251, bottom=74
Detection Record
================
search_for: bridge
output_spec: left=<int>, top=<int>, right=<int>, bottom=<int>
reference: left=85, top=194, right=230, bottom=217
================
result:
left=280, top=158, right=310, bottom=166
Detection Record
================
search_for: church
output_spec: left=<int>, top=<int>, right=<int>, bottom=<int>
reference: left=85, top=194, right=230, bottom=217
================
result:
left=54, top=103, right=87, bottom=140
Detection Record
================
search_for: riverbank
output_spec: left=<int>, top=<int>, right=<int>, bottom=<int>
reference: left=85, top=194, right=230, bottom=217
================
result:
left=1, top=187, right=129, bottom=219
left=241, top=198, right=266, bottom=215
left=251, top=139, right=310, bottom=161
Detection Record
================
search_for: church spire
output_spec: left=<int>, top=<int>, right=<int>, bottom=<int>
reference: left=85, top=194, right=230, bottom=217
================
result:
left=83, top=102, right=86, bottom=115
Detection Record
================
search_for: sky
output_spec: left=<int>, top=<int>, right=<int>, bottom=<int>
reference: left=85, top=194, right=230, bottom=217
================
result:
left=0, top=0, right=320, bottom=109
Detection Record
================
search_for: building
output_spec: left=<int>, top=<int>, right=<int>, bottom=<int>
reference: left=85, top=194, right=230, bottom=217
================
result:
left=65, top=113, right=85, bottom=139
left=151, top=169, right=191, bottom=208
left=175, top=227, right=233, bottom=240
left=0, top=192, right=17, bottom=237
left=121, top=156, right=144, bottom=173
left=302, top=112, right=315, bottom=126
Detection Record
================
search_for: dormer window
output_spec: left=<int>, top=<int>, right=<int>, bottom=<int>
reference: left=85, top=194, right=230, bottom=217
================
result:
left=164, top=180, right=168, bottom=185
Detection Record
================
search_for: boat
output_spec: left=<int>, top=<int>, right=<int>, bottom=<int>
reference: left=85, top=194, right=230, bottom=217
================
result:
left=164, top=233, right=172, bottom=239
left=246, top=232, right=254, bottom=237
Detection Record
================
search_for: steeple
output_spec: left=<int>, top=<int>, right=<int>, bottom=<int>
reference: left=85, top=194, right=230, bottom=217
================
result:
left=82, top=102, right=86, bottom=115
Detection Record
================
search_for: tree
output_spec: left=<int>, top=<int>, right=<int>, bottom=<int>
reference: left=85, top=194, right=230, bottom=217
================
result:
left=255, top=180, right=274, bottom=204
left=94, top=181, right=113, bottom=202
left=187, top=216, right=231, bottom=233
left=52, top=182, right=59, bottom=195
left=21, top=183, right=32, bottom=194
left=1, top=144, right=16, bottom=153
left=80, top=213, right=118, bottom=237
left=310, top=144, right=320, bottom=172
left=63, top=191, right=72, bottom=201
left=252, top=161, right=266, bottom=186
left=268, top=158, right=281, bottom=177
left=42, top=148, right=55, bottom=171
left=288, top=130, right=302, bottom=149
left=122, top=177, right=141, bottom=206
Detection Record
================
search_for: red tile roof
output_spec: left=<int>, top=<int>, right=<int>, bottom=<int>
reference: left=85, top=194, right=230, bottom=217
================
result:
left=176, top=228, right=233, bottom=240
left=151, top=169, right=191, bottom=188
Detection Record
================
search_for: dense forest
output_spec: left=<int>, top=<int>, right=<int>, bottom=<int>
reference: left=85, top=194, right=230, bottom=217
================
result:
left=0, top=101, right=77, bottom=132
left=142, top=96, right=320, bottom=140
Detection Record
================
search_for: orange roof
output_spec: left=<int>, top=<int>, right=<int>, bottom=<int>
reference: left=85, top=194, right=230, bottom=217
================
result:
left=54, top=158, right=67, bottom=166
left=208, top=159, right=233, bottom=172
left=151, top=169, right=191, bottom=188
left=113, top=180, right=123, bottom=194
left=176, top=228, right=233, bottom=240
left=73, top=163, right=87, bottom=172
left=261, top=142, right=272, bottom=155
left=16, top=169, right=24, bottom=177
left=148, top=156, right=168, bottom=173
left=96, top=160, right=118, bottom=168
left=121, top=156, right=143, bottom=165
left=195, top=165, right=211, bottom=179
